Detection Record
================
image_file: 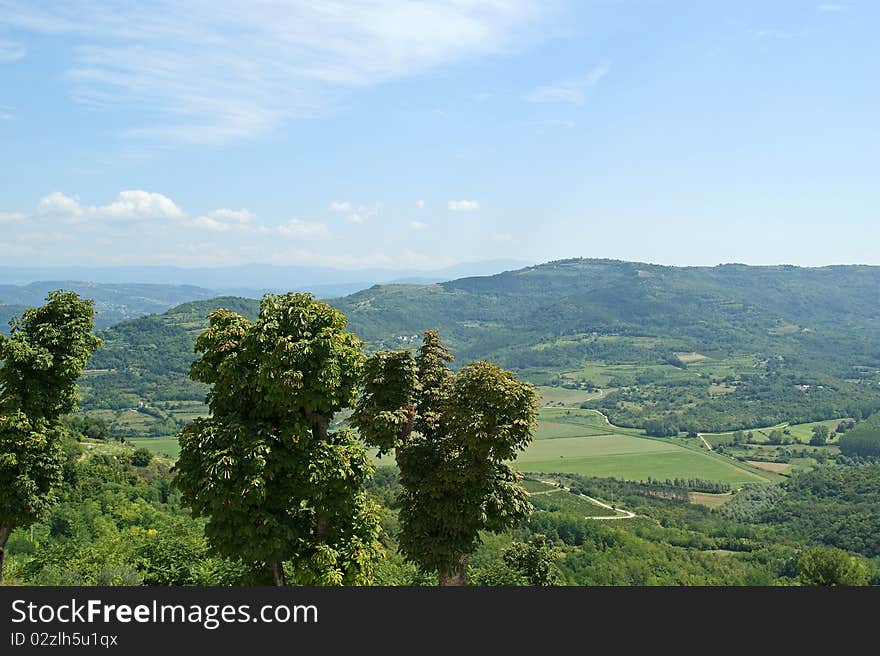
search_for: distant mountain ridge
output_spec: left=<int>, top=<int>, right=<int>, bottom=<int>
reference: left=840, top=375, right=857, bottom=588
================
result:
left=0, top=259, right=529, bottom=289
left=0, top=281, right=218, bottom=329
left=0, top=260, right=530, bottom=329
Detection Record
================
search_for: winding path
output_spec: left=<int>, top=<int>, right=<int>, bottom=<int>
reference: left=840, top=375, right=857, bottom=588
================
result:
left=697, top=434, right=713, bottom=451
left=538, top=480, right=636, bottom=520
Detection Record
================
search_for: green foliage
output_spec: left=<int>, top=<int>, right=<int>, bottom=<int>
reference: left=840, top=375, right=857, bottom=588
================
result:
left=716, top=484, right=785, bottom=523
left=11, top=442, right=248, bottom=586
left=0, top=291, right=100, bottom=580
left=810, top=424, right=829, bottom=446
left=1, top=290, right=102, bottom=421
left=175, top=293, right=382, bottom=585
left=797, top=547, right=872, bottom=586
left=352, top=350, right=419, bottom=456
left=644, top=419, right=679, bottom=437
left=838, top=413, right=880, bottom=459
left=131, top=448, right=153, bottom=467
left=353, top=331, right=539, bottom=583
left=0, top=414, right=65, bottom=534
left=761, top=465, right=880, bottom=557
left=500, top=534, right=561, bottom=585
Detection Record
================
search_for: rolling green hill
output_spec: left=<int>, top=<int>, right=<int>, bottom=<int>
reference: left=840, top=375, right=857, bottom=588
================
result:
left=78, top=259, right=880, bottom=436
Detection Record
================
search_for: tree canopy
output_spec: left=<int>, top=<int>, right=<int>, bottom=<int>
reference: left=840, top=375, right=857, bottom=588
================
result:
left=174, top=293, right=382, bottom=585
left=0, top=291, right=101, bottom=582
left=352, top=330, right=539, bottom=585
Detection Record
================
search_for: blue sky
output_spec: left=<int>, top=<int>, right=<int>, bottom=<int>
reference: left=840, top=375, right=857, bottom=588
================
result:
left=0, top=1, right=877, bottom=270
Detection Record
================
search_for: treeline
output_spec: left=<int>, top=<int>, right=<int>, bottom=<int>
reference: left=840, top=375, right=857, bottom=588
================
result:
left=585, top=372, right=880, bottom=434
left=838, top=413, right=880, bottom=459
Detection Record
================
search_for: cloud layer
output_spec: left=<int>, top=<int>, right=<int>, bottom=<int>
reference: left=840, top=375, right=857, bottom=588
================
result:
left=448, top=199, right=480, bottom=212
left=0, top=190, right=458, bottom=269
left=0, top=1, right=545, bottom=143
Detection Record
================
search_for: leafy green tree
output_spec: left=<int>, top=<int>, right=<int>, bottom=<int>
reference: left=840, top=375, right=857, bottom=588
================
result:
left=810, top=424, right=829, bottom=446
left=798, top=547, right=871, bottom=586
left=174, top=293, right=382, bottom=586
left=0, top=291, right=101, bottom=582
left=131, top=448, right=153, bottom=467
left=501, top=534, right=561, bottom=586
left=352, top=330, right=539, bottom=585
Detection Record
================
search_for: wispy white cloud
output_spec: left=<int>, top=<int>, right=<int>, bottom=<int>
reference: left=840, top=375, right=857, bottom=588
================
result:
left=0, top=211, right=26, bottom=224
left=818, top=3, right=844, bottom=11
left=448, top=199, right=480, bottom=212
left=189, top=208, right=257, bottom=232
left=415, top=200, right=426, bottom=209
left=0, top=1, right=546, bottom=143
left=525, top=62, right=609, bottom=105
left=265, top=219, right=329, bottom=239
left=330, top=201, right=381, bottom=224
left=329, top=201, right=353, bottom=213
left=0, top=39, right=26, bottom=61
left=410, top=221, right=429, bottom=230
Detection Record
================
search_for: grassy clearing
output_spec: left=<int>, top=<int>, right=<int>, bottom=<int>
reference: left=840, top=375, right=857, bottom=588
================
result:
left=784, top=418, right=850, bottom=443
left=112, top=409, right=159, bottom=431
left=747, top=460, right=790, bottom=473
left=535, top=408, right=613, bottom=439
left=536, top=385, right=599, bottom=408
left=688, top=492, right=733, bottom=508
left=128, top=437, right=181, bottom=459
left=675, top=352, right=707, bottom=364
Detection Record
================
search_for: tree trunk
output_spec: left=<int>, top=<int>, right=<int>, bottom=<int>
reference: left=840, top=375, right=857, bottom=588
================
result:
left=400, top=404, right=415, bottom=444
left=0, top=526, right=11, bottom=584
left=304, top=409, right=328, bottom=442
left=438, top=553, right=469, bottom=586
left=304, top=410, right=332, bottom=540
left=269, top=560, right=286, bottom=586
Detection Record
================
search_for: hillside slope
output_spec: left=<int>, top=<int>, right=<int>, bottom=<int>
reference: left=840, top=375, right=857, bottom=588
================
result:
left=79, top=260, right=880, bottom=431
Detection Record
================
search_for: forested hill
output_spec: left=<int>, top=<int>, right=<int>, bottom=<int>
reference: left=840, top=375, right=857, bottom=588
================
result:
left=80, top=259, right=880, bottom=430
left=334, top=259, right=880, bottom=370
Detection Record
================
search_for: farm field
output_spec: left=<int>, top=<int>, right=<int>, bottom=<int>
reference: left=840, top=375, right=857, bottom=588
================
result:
left=128, top=437, right=181, bottom=458
left=520, top=407, right=774, bottom=485
left=537, top=385, right=600, bottom=408
left=519, top=449, right=770, bottom=484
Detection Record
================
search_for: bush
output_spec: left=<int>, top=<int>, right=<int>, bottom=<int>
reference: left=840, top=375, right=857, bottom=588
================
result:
left=131, top=448, right=153, bottom=467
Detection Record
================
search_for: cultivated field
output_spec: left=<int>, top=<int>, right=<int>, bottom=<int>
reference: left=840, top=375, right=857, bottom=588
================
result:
left=128, top=437, right=181, bottom=458
left=518, top=407, right=775, bottom=485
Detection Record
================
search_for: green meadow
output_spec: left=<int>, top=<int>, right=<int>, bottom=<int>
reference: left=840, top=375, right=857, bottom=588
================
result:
left=518, top=407, right=774, bottom=485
